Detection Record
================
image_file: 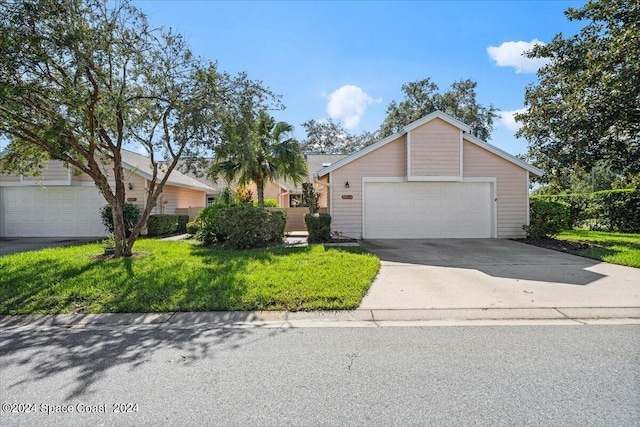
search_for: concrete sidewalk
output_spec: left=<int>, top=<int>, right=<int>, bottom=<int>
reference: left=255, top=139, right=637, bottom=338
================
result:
left=1, top=307, right=639, bottom=329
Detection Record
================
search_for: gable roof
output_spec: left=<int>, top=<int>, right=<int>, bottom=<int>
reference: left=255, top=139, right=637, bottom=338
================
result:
left=316, top=111, right=543, bottom=177
left=120, top=150, right=215, bottom=192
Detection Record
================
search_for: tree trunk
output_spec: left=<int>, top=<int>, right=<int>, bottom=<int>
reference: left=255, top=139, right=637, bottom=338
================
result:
left=111, top=154, right=133, bottom=257
left=256, top=177, right=265, bottom=209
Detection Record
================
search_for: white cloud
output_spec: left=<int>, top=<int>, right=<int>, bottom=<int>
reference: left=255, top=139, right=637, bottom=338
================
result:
left=326, top=85, right=381, bottom=129
left=487, top=40, right=548, bottom=73
left=499, top=108, right=527, bottom=132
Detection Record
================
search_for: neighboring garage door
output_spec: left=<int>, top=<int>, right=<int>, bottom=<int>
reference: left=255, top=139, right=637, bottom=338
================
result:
left=1, top=187, right=107, bottom=237
left=364, top=182, right=492, bottom=238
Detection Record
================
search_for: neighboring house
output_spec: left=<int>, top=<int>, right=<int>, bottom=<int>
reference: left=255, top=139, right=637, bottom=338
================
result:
left=315, top=111, right=543, bottom=239
left=182, top=154, right=347, bottom=209
left=0, top=149, right=214, bottom=237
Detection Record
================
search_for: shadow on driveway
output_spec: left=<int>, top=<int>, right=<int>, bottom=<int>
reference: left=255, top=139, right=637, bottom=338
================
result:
left=361, top=239, right=605, bottom=286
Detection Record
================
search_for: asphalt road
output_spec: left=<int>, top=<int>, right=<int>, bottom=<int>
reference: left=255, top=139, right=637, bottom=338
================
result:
left=1, top=325, right=638, bottom=426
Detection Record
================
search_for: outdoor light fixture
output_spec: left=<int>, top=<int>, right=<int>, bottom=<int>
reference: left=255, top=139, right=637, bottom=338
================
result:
left=345, top=181, right=350, bottom=188
left=128, top=182, right=133, bottom=190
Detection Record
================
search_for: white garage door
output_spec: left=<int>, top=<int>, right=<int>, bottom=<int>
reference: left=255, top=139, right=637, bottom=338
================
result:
left=1, top=187, right=107, bottom=237
left=364, top=182, right=492, bottom=238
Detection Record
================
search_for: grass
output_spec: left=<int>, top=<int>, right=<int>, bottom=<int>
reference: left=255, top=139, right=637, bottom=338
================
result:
left=555, top=229, right=640, bottom=268
left=0, top=240, right=380, bottom=314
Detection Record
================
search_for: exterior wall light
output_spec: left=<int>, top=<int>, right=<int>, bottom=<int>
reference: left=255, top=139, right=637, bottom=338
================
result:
left=128, top=182, right=134, bottom=190
left=345, top=181, right=350, bottom=188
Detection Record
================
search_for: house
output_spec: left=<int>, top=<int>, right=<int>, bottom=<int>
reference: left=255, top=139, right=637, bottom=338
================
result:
left=182, top=154, right=346, bottom=209
left=0, top=150, right=214, bottom=237
left=315, top=111, right=543, bottom=239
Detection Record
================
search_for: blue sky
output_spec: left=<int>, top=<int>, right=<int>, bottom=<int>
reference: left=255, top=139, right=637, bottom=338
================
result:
left=132, top=0, right=585, bottom=156
left=1, top=1, right=586, bottom=157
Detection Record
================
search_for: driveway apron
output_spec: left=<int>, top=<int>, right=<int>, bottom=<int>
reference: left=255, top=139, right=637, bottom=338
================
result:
left=359, top=239, right=640, bottom=310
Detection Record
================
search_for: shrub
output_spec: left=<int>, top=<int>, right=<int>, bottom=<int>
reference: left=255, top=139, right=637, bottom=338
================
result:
left=100, top=203, right=141, bottom=237
left=147, top=214, right=189, bottom=236
left=302, top=182, right=319, bottom=213
left=176, top=215, right=189, bottom=233
left=235, top=186, right=254, bottom=204
left=253, top=198, right=279, bottom=208
left=215, top=187, right=239, bottom=206
left=591, top=189, right=640, bottom=233
left=524, top=200, right=570, bottom=239
left=195, top=204, right=285, bottom=249
left=531, top=189, right=639, bottom=232
left=269, top=209, right=288, bottom=236
left=530, top=193, right=590, bottom=228
left=304, top=213, right=331, bottom=243
left=186, top=221, right=199, bottom=235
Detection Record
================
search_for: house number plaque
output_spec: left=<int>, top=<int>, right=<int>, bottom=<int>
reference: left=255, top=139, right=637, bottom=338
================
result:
left=341, top=195, right=353, bottom=199
left=127, top=197, right=137, bottom=202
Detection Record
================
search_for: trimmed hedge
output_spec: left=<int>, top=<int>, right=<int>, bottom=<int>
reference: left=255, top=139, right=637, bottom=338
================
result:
left=531, top=189, right=639, bottom=233
left=524, top=200, right=569, bottom=239
left=147, top=214, right=189, bottom=236
left=304, top=213, right=331, bottom=243
left=195, top=204, right=286, bottom=249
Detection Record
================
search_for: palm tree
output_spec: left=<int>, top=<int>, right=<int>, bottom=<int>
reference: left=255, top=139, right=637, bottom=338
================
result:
left=210, top=110, right=307, bottom=209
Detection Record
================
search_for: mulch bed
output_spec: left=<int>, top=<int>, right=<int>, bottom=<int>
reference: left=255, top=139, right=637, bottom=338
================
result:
left=515, top=237, right=592, bottom=254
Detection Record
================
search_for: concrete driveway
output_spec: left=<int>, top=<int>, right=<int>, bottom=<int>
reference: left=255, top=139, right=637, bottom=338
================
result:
left=0, top=237, right=103, bottom=256
left=359, top=239, right=640, bottom=310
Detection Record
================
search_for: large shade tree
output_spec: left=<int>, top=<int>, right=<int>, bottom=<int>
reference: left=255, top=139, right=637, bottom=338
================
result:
left=378, top=78, right=499, bottom=140
left=300, top=118, right=377, bottom=155
left=210, top=110, right=307, bottom=209
left=516, top=0, right=640, bottom=188
left=0, top=0, right=274, bottom=256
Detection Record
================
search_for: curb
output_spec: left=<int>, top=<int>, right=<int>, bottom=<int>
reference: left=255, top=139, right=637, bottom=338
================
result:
left=1, top=307, right=639, bottom=329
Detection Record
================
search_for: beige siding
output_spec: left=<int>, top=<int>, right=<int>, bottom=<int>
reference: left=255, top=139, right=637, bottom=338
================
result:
left=13, top=160, right=69, bottom=183
left=463, top=140, right=528, bottom=238
left=331, top=136, right=406, bottom=238
left=154, top=185, right=206, bottom=215
left=123, top=174, right=147, bottom=211
left=0, top=173, right=21, bottom=183
left=71, top=167, right=95, bottom=183
left=410, top=118, right=460, bottom=176
left=317, top=176, right=329, bottom=208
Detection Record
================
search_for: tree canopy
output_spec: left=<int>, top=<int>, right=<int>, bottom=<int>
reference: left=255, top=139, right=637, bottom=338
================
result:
left=210, top=110, right=307, bottom=209
left=300, top=118, right=377, bottom=155
left=0, top=0, right=275, bottom=256
left=516, top=0, right=640, bottom=188
left=378, top=78, right=498, bottom=140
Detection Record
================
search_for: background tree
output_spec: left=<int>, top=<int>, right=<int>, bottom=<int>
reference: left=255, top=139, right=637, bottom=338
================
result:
left=300, top=118, right=377, bottom=154
left=210, top=110, right=307, bottom=209
left=0, top=0, right=274, bottom=257
left=378, top=78, right=499, bottom=140
left=516, top=0, right=640, bottom=189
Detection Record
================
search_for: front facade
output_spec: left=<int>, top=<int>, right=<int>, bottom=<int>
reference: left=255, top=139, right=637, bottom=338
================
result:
left=0, top=150, right=212, bottom=237
left=317, top=111, right=543, bottom=239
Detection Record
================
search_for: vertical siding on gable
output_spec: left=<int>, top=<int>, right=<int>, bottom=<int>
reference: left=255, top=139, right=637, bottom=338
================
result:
left=331, top=136, right=406, bottom=238
left=410, top=118, right=460, bottom=176
left=463, top=140, right=528, bottom=238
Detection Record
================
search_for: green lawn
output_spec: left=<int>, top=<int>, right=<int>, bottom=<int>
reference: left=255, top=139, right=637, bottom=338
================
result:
left=555, top=229, right=640, bottom=268
left=0, top=240, right=380, bottom=314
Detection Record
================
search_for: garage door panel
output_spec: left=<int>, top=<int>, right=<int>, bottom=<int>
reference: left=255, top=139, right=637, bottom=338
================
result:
left=364, top=182, right=492, bottom=239
left=1, top=187, right=107, bottom=237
